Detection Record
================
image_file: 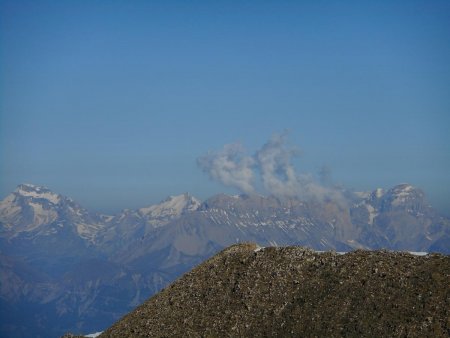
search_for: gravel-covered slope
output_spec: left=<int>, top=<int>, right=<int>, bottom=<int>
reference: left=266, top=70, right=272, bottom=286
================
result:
left=101, top=243, right=449, bottom=337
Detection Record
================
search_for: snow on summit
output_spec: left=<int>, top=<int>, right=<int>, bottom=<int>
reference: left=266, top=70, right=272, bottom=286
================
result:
left=16, top=183, right=61, bottom=204
left=139, top=193, right=201, bottom=219
left=0, top=184, right=108, bottom=243
left=390, top=184, right=420, bottom=206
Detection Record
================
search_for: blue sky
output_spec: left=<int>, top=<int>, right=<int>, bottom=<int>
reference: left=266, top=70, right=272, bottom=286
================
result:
left=1, top=0, right=449, bottom=214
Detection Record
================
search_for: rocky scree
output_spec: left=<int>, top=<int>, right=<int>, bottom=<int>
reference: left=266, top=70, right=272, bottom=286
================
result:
left=101, top=243, right=449, bottom=337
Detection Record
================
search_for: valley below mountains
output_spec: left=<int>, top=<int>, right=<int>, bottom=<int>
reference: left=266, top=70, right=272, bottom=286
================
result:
left=0, top=183, right=449, bottom=337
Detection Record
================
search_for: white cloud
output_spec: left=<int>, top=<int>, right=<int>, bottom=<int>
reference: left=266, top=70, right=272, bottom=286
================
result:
left=197, top=143, right=255, bottom=194
left=198, top=132, right=347, bottom=205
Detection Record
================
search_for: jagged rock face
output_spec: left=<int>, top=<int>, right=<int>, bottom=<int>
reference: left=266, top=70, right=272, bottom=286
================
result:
left=101, top=243, right=450, bottom=338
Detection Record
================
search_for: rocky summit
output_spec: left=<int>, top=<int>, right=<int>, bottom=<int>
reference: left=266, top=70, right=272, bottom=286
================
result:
left=101, top=243, right=449, bottom=338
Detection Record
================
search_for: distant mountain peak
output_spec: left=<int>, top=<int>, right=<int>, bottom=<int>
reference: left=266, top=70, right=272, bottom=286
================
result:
left=15, top=183, right=61, bottom=205
left=390, top=183, right=416, bottom=194
left=0, top=184, right=107, bottom=243
left=17, top=183, right=50, bottom=192
left=386, top=183, right=425, bottom=207
left=139, top=193, right=201, bottom=222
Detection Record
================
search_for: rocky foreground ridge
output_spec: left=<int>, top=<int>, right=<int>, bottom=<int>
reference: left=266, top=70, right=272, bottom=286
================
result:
left=101, top=243, right=449, bottom=338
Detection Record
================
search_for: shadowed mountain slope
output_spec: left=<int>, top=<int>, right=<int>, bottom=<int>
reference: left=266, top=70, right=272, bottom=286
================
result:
left=101, top=243, right=449, bottom=338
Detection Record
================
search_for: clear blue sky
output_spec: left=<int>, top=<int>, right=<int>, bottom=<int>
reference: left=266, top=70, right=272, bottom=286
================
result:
left=1, top=0, right=449, bottom=214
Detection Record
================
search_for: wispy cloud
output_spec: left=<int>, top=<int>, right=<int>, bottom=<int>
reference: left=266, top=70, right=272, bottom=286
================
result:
left=198, top=132, right=347, bottom=205
left=197, top=143, right=255, bottom=194
left=256, top=132, right=302, bottom=198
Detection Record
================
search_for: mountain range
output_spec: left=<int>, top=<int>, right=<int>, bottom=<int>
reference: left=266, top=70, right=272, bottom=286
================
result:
left=0, top=183, right=449, bottom=337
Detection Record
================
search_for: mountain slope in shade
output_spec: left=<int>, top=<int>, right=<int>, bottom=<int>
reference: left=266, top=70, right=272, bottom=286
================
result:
left=101, top=243, right=449, bottom=338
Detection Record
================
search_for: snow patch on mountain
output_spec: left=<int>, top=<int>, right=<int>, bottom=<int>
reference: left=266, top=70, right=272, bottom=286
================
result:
left=409, top=252, right=428, bottom=256
left=375, top=188, right=384, bottom=198
left=16, top=184, right=61, bottom=204
left=391, top=184, right=415, bottom=206
left=0, top=195, right=21, bottom=223
left=76, top=222, right=105, bottom=242
left=29, top=202, right=58, bottom=226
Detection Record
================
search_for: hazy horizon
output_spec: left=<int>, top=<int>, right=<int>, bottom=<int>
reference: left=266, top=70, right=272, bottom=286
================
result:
left=1, top=1, right=449, bottom=215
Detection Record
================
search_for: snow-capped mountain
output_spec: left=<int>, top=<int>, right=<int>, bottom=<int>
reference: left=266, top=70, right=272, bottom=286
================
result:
left=0, top=183, right=60, bottom=229
left=350, top=184, right=448, bottom=251
left=139, top=193, right=201, bottom=226
left=362, top=183, right=428, bottom=213
left=0, top=183, right=448, bottom=338
left=99, top=193, right=202, bottom=253
left=0, top=183, right=107, bottom=243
